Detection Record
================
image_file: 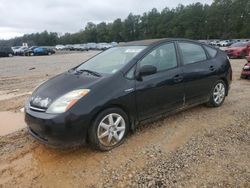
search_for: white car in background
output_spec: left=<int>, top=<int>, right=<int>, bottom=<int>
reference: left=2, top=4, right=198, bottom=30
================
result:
left=14, top=46, right=29, bottom=55
left=97, top=43, right=112, bottom=50
left=210, top=40, right=220, bottom=46
left=55, top=45, right=65, bottom=50
left=110, top=42, right=118, bottom=47
left=219, top=40, right=233, bottom=47
left=87, top=43, right=97, bottom=50
left=11, top=46, right=22, bottom=54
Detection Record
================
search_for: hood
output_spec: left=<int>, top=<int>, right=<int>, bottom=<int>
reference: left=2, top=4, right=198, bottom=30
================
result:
left=30, top=71, right=104, bottom=108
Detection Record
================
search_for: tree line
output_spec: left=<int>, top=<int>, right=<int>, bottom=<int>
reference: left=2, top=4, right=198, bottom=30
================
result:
left=1, top=0, right=249, bottom=46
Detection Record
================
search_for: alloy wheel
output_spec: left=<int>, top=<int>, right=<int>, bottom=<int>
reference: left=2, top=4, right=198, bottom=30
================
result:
left=213, top=83, right=225, bottom=105
left=97, top=113, right=126, bottom=147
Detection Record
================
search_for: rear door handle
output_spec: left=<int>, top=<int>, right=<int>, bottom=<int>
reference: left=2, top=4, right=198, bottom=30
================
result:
left=209, top=65, right=215, bottom=71
left=173, top=75, right=183, bottom=83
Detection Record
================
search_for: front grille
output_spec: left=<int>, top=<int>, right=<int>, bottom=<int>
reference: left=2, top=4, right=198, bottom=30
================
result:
left=29, top=104, right=46, bottom=112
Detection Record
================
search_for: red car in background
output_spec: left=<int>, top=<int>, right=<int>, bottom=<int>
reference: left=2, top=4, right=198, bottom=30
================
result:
left=241, top=52, right=250, bottom=79
left=225, top=42, right=250, bottom=59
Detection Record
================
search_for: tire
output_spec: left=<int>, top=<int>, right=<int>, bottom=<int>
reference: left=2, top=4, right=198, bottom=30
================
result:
left=88, top=108, right=129, bottom=151
left=241, top=75, right=248, bottom=79
left=8, top=53, right=13, bottom=57
left=241, top=52, right=247, bottom=59
left=206, top=80, right=227, bottom=107
left=48, top=52, right=52, bottom=56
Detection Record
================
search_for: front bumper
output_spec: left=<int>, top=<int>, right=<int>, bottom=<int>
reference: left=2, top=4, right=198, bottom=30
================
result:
left=25, top=107, right=90, bottom=148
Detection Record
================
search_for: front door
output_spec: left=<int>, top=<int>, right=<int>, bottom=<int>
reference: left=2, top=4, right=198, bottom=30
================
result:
left=135, top=42, right=185, bottom=121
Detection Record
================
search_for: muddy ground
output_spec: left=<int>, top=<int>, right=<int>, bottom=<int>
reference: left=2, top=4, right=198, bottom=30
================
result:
left=0, top=51, right=99, bottom=112
left=0, top=52, right=249, bottom=187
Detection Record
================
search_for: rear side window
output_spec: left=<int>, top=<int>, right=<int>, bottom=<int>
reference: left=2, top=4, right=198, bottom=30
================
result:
left=204, top=46, right=217, bottom=58
left=179, top=42, right=207, bottom=65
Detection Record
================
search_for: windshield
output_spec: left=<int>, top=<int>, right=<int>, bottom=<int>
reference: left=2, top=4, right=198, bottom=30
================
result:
left=76, top=46, right=146, bottom=74
left=230, top=42, right=247, bottom=47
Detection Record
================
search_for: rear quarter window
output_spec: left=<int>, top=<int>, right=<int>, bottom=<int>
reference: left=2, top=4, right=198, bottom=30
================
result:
left=178, top=42, right=207, bottom=65
left=204, top=46, right=217, bottom=58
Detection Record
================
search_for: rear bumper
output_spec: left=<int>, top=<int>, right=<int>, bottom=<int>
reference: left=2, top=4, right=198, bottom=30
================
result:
left=25, top=108, right=89, bottom=148
left=226, top=51, right=243, bottom=58
left=241, top=70, right=250, bottom=76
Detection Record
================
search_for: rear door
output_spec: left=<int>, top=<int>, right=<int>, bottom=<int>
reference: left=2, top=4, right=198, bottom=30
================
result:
left=135, top=42, right=185, bottom=121
left=177, top=42, right=218, bottom=105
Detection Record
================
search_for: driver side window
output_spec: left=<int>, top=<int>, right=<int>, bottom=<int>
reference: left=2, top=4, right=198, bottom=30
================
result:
left=139, top=43, right=178, bottom=72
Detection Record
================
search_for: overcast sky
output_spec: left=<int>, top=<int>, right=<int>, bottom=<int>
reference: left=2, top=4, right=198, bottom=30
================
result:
left=0, top=0, right=213, bottom=39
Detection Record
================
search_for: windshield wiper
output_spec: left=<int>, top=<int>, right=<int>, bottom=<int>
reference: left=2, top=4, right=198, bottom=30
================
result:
left=76, top=69, right=101, bottom=77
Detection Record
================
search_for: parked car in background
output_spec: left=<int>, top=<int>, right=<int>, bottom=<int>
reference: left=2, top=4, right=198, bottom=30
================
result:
left=55, top=45, right=65, bottom=50
left=241, top=52, right=250, bottom=79
left=33, top=47, right=55, bottom=56
left=224, top=42, right=250, bottom=58
left=0, top=46, right=14, bottom=57
left=15, top=46, right=29, bottom=56
left=110, top=42, right=118, bottom=47
left=72, top=44, right=88, bottom=51
left=23, top=46, right=38, bottom=56
left=219, top=40, right=234, bottom=47
left=210, top=40, right=220, bottom=46
left=87, top=43, right=97, bottom=50
left=65, top=45, right=74, bottom=51
left=78, top=44, right=89, bottom=51
left=25, top=38, right=232, bottom=151
left=11, top=46, right=22, bottom=54
left=97, top=43, right=112, bottom=50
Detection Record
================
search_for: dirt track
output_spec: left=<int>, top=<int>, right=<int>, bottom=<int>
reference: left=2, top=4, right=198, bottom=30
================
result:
left=0, top=53, right=249, bottom=187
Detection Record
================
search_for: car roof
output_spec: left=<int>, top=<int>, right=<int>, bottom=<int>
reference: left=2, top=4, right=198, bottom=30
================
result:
left=118, top=39, right=166, bottom=46
left=118, top=38, right=201, bottom=47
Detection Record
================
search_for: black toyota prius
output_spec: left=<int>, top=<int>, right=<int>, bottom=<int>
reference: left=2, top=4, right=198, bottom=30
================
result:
left=25, top=38, right=232, bottom=151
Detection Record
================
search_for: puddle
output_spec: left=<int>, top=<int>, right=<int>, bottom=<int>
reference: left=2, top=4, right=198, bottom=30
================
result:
left=0, top=111, right=26, bottom=136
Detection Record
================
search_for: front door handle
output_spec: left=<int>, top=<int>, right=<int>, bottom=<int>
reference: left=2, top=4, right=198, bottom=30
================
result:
left=209, top=65, right=215, bottom=71
left=173, top=75, right=183, bottom=83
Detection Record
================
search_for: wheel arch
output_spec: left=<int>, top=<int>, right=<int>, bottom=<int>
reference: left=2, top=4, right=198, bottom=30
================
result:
left=220, top=77, right=229, bottom=96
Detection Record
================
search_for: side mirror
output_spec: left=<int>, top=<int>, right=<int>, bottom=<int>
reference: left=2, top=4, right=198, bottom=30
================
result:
left=137, top=65, right=157, bottom=78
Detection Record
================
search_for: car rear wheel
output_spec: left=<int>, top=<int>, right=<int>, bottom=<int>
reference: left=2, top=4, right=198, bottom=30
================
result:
left=88, top=108, right=129, bottom=151
left=241, top=52, right=247, bottom=59
left=8, top=53, right=13, bottom=57
left=48, top=52, right=52, bottom=55
left=206, top=80, right=226, bottom=107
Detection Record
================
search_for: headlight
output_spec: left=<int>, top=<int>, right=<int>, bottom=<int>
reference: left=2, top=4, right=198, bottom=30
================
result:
left=46, top=89, right=90, bottom=114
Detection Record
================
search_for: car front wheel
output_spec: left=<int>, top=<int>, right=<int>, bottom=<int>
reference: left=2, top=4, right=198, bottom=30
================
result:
left=207, top=80, right=226, bottom=107
left=88, top=108, right=129, bottom=151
